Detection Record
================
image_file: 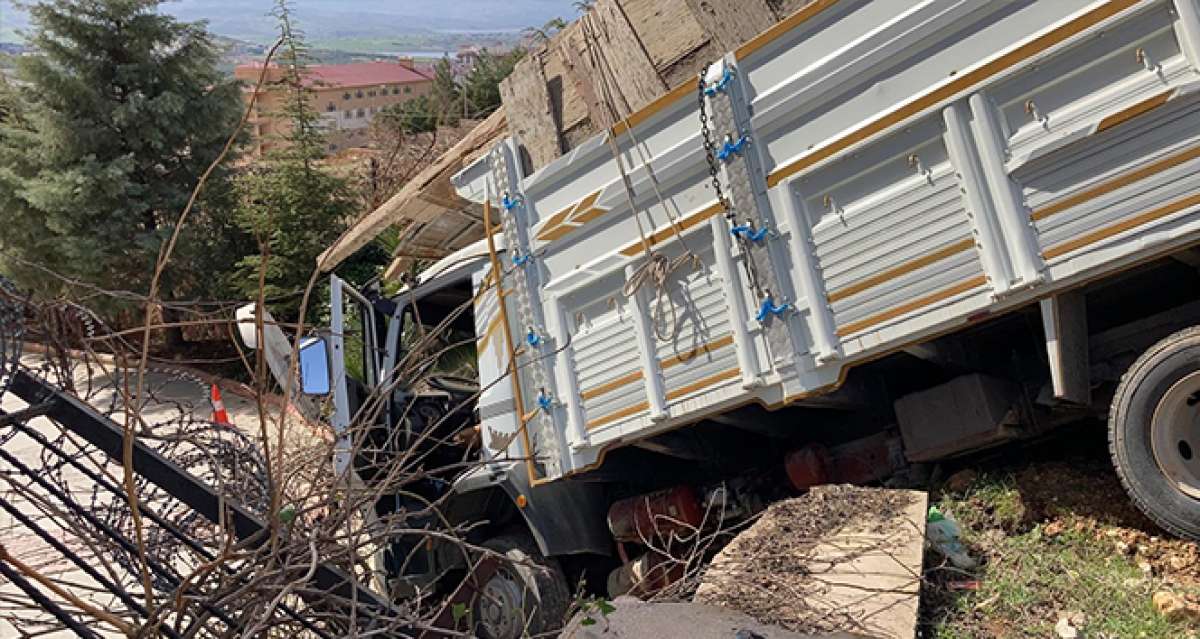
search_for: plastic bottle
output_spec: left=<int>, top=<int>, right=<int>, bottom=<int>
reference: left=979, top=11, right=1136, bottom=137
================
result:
left=926, top=505, right=978, bottom=570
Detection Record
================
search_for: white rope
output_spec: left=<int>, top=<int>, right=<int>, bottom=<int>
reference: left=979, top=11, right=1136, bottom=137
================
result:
left=580, top=14, right=699, bottom=343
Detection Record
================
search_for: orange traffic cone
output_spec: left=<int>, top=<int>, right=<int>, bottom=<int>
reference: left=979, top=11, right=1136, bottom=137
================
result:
left=210, top=384, right=231, bottom=426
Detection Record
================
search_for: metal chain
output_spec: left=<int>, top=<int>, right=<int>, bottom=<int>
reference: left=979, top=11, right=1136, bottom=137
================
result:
left=489, top=151, right=561, bottom=476
left=698, top=65, right=766, bottom=298
left=698, top=65, right=729, bottom=219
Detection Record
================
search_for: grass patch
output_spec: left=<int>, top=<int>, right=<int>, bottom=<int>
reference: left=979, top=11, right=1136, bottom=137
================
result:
left=924, top=473, right=1197, bottom=639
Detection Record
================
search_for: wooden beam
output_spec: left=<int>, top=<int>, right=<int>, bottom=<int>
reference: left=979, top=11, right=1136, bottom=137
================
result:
left=553, top=0, right=673, bottom=142
left=684, top=0, right=777, bottom=52
left=318, top=108, right=507, bottom=270
left=540, top=30, right=594, bottom=149
left=559, top=22, right=614, bottom=129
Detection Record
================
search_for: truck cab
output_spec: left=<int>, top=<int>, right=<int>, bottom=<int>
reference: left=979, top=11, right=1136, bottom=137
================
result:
left=243, top=244, right=611, bottom=639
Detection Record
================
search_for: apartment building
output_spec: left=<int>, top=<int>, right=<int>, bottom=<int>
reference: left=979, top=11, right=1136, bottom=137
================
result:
left=235, top=58, right=433, bottom=155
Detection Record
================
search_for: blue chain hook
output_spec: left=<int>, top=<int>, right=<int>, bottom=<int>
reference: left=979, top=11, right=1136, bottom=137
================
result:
left=703, top=67, right=735, bottom=96
left=536, top=391, right=553, bottom=411
left=756, top=296, right=791, bottom=322
left=513, top=252, right=533, bottom=267
left=526, top=329, right=541, bottom=348
left=717, top=135, right=750, bottom=161
left=501, top=192, right=522, bottom=211
left=731, top=224, right=771, bottom=243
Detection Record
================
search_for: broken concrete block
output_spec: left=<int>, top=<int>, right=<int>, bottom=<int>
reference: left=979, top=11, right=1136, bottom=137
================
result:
left=560, top=598, right=868, bottom=639
left=695, top=486, right=927, bottom=639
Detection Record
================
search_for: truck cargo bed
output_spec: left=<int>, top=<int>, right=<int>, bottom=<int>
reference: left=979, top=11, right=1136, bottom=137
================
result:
left=460, top=0, right=1200, bottom=483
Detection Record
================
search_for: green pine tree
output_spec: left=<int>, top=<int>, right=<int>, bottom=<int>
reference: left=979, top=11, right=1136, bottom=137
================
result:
left=462, top=48, right=524, bottom=119
left=230, top=2, right=357, bottom=322
left=430, top=55, right=461, bottom=127
left=377, top=94, right=438, bottom=135
left=0, top=0, right=247, bottom=339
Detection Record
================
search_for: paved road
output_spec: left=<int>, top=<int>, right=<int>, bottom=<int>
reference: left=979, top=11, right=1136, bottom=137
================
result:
left=0, top=359, right=271, bottom=638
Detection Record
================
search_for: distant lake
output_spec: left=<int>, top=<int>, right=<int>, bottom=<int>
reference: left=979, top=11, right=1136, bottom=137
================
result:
left=436, top=29, right=522, bottom=35
left=380, top=51, right=453, bottom=60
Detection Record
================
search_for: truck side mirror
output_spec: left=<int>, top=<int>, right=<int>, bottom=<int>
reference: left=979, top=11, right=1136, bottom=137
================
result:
left=299, top=337, right=332, bottom=395
left=235, top=304, right=259, bottom=350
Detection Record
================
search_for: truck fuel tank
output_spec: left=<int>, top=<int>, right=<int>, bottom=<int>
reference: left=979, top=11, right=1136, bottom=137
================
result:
left=607, top=485, right=703, bottom=544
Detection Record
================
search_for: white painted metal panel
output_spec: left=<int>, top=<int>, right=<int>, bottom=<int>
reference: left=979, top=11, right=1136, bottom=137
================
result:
left=457, top=0, right=1200, bottom=482
left=997, top=4, right=1185, bottom=169
left=472, top=267, right=525, bottom=463
left=753, top=0, right=1102, bottom=178
left=797, top=113, right=986, bottom=338
left=1022, top=102, right=1200, bottom=263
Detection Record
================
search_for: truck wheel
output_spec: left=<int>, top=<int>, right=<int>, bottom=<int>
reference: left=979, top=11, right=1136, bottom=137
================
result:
left=472, top=533, right=570, bottom=639
left=1110, top=327, right=1200, bottom=540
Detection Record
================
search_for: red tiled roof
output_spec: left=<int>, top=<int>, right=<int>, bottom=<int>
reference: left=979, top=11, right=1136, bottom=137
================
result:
left=305, top=61, right=431, bottom=88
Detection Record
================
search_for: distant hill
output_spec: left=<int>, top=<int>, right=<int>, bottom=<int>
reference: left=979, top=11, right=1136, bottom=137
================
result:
left=1, top=0, right=578, bottom=47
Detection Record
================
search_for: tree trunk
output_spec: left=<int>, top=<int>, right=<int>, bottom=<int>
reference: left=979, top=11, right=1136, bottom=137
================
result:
left=160, top=303, right=186, bottom=354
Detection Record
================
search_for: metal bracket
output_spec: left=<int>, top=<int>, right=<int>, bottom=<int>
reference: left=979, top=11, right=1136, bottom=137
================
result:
left=755, top=294, right=793, bottom=323
left=717, top=134, right=751, bottom=161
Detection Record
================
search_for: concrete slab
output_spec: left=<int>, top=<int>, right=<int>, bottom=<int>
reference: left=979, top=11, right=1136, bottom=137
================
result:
left=696, top=486, right=927, bottom=639
left=561, top=597, right=871, bottom=639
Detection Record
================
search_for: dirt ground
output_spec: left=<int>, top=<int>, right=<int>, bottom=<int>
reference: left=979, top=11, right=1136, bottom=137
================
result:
left=921, top=422, right=1200, bottom=638
left=680, top=421, right=1200, bottom=638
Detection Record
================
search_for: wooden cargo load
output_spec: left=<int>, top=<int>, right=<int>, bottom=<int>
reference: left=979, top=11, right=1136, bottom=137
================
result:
left=321, top=0, right=821, bottom=273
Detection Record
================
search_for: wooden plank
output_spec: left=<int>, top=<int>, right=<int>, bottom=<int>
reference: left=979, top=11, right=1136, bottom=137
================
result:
left=587, top=0, right=668, bottom=114
left=318, top=108, right=507, bottom=270
left=536, top=0, right=671, bottom=156
left=339, top=0, right=837, bottom=273
left=620, top=0, right=712, bottom=87
left=559, top=23, right=615, bottom=129
left=498, top=0, right=744, bottom=163
left=684, top=0, right=777, bottom=52
left=540, top=25, right=593, bottom=147
left=621, top=0, right=709, bottom=70
left=499, top=51, right=564, bottom=169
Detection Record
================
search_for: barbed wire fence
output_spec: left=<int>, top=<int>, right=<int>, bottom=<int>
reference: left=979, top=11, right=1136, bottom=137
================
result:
left=0, top=259, right=572, bottom=637
left=0, top=15, right=574, bottom=633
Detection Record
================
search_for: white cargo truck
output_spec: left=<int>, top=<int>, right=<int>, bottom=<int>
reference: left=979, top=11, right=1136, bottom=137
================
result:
left=247, top=1, right=1200, bottom=636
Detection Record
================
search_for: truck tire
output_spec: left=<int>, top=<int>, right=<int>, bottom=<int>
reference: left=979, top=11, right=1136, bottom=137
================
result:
left=472, top=533, right=570, bottom=639
left=1110, top=326, right=1200, bottom=540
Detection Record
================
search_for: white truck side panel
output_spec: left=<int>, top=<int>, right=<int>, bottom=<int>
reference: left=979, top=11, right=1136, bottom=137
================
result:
left=463, top=0, right=1200, bottom=483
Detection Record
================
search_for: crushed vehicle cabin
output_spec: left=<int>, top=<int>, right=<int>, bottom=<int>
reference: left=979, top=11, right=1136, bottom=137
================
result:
left=238, top=0, right=1200, bottom=636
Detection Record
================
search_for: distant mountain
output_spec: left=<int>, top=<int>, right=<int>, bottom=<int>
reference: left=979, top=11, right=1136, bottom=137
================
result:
left=1, top=1, right=579, bottom=44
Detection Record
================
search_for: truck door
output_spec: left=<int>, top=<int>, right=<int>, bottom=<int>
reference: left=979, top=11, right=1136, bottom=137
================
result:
left=328, top=275, right=393, bottom=478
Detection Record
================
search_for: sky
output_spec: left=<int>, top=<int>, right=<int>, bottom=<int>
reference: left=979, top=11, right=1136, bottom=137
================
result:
left=0, top=1, right=582, bottom=43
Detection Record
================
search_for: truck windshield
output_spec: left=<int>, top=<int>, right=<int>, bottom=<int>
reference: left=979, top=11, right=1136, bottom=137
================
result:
left=395, top=278, right=477, bottom=382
